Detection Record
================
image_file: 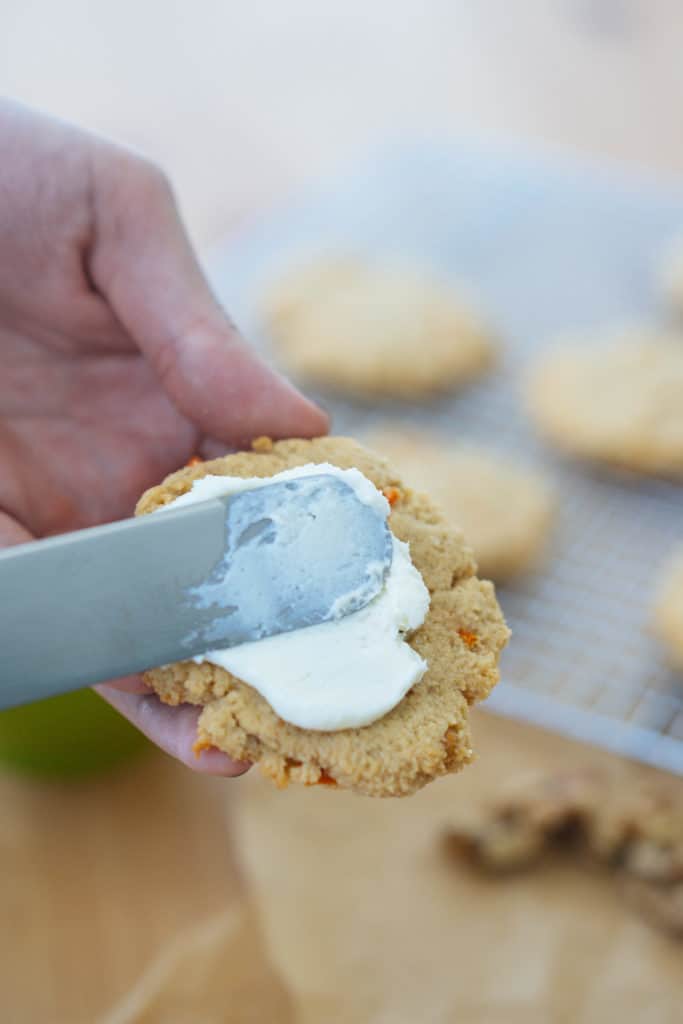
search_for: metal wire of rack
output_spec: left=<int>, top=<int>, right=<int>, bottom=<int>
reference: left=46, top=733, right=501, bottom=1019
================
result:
left=208, top=142, right=683, bottom=774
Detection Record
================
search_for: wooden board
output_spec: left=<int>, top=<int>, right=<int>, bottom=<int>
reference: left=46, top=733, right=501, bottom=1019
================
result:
left=51, top=715, right=682, bottom=1023
left=0, top=755, right=243, bottom=1022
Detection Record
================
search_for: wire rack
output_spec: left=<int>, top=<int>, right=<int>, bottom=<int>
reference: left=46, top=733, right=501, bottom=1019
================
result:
left=208, top=143, right=683, bottom=774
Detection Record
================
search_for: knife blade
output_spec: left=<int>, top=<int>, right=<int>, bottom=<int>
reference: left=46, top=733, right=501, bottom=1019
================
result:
left=0, top=474, right=393, bottom=708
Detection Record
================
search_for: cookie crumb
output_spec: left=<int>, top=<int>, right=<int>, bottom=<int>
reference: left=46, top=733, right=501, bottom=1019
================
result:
left=192, top=739, right=214, bottom=758
left=251, top=435, right=274, bottom=453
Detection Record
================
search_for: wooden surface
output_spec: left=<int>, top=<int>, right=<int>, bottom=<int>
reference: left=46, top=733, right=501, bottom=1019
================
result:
left=230, top=713, right=682, bottom=1023
left=0, top=3, right=682, bottom=1020
left=0, top=754, right=245, bottom=1022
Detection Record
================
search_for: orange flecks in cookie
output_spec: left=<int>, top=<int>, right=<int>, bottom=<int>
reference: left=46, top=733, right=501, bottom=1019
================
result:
left=457, top=628, right=479, bottom=650
left=383, top=486, right=402, bottom=507
left=192, top=739, right=214, bottom=758
left=186, top=455, right=203, bottom=467
left=251, top=435, right=274, bottom=453
left=317, top=772, right=338, bottom=787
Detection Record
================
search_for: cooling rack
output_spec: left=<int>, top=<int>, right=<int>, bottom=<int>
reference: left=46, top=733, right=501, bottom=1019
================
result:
left=208, top=142, right=683, bottom=774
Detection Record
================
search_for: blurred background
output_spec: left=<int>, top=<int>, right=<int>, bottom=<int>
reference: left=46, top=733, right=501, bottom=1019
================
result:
left=2, top=2, right=683, bottom=1021
left=5, top=0, right=683, bottom=246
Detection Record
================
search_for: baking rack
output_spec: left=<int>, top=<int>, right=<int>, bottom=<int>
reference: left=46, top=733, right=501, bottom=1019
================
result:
left=208, top=142, right=683, bottom=775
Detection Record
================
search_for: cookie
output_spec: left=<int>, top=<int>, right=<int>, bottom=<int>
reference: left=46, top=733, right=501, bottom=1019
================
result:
left=261, top=258, right=496, bottom=400
left=651, top=548, right=683, bottom=673
left=659, top=236, right=683, bottom=316
left=137, top=436, right=509, bottom=798
left=445, top=769, right=683, bottom=937
left=526, top=330, right=683, bottom=477
left=364, top=427, right=554, bottom=581
left=444, top=769, right=602, bottom=872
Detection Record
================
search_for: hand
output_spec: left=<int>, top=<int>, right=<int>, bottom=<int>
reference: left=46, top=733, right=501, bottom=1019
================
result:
left=0, top=100, right=328, bottom=775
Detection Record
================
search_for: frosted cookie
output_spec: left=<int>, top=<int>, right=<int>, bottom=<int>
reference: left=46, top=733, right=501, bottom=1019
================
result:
left=365, top=427, right=554, bottom=581
left=651, top=549, right=683, bottom=672
left=261, top=258, right=496, bottom=400
left=526, top=330, right=683, bottom=478
left=137, top=436, right=509, bottom=798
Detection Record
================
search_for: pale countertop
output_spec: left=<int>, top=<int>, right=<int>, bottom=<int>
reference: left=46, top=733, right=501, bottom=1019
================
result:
left=3, top=1, right=683, bottom=247
left=1, top=3, right=683, bottom=1021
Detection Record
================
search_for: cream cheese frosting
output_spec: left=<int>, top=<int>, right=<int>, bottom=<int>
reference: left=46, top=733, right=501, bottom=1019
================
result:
left=159, top=463, right=430, bottom=730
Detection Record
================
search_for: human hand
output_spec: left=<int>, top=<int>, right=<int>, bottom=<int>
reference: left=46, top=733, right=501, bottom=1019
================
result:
left=0, top=99, right=328, bottom=774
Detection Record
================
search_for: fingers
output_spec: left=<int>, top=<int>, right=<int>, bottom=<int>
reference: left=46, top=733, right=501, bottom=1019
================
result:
left=105, top=675, right=152, bottom=694
left=198, top=436, right=238, bottom=461
left=88, top=147, right=328, bottom=445
left=94, top=684, right=250, bottom=777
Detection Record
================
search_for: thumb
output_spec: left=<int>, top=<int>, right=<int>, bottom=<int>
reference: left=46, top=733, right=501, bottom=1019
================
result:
left=88, top=149, right=328, bottom=445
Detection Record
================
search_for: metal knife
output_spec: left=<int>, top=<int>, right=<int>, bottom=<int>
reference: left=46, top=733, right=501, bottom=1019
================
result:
left=0, top=474, right=392, bottom=709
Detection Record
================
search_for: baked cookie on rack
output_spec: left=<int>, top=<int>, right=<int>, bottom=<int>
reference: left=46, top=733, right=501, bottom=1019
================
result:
left=526, top=329, right=683, bottom=478
left=659, top=236, right=683, bottom=317
left=261, top=258, right=496, bottom=400
left=652, top=548, right=683, bottom=673
left=365, top=427, right=554, bottom=581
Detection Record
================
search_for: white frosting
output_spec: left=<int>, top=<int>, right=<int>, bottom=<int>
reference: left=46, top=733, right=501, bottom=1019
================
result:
left=160, top=463, right=430, bottom=730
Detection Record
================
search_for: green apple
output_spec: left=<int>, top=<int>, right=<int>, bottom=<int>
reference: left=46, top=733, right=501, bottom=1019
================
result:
left=0, top=689, right=148, bottom=778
